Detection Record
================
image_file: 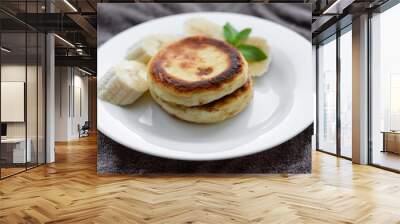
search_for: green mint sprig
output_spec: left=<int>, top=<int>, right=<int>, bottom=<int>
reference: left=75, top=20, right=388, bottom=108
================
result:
left=223, top=23, right=267, bottom=62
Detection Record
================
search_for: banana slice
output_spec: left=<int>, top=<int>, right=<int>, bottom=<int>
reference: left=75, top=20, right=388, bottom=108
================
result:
left=126, top=34, right=180, bottom=64
left=98, top=60, right=148, bottom=105
left=184, top=18, right=223, bottom=39
left=245, top=37, right=271, bottom=77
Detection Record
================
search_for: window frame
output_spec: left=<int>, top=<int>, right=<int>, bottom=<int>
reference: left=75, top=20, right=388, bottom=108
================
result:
left=315, top=24, right=353, bottom=161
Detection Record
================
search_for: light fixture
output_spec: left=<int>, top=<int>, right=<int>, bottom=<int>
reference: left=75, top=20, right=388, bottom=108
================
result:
left=322, top=0, right=354, bottom=15
left=54, top=34, right=75, bottom=48
left=322, top=0, right=342, bottom=14
left=76, top=48, right=86, bottom=55
left=1, top=47, right=11, bottom=53
left=78, top=67, right=92, bottom=76
left=63, top=0, right=78, bottom=12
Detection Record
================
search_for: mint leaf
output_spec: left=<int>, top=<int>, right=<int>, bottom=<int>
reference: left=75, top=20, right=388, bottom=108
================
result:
left=222, top=23, right=267, bottom=62
left=234, top=28, right=251, bottom=46
left=223, top=23, right=238, bottom=45
left=237, top=44, right=267, bottom=62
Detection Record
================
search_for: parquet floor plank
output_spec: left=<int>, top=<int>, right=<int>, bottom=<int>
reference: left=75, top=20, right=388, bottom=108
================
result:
left=1, top=134, right=400, bottom=223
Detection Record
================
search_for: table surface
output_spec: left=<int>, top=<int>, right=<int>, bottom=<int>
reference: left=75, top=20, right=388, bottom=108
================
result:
left=381, top=131, right=400, bottom=133
left=1, top=138, right=26, bottom=143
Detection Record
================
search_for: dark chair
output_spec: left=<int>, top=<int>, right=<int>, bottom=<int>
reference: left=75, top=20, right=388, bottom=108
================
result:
left=79, top=121, right=90, bottom=138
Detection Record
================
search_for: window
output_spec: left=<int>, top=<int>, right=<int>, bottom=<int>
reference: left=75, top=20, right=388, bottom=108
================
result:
left=370, top=2, right=400, bottom=171
left=390, top=74, right=400, bottom=130
left=339, top=28, right=352, bottom=158
left=317, top=36, right=337, bottom=154
left=316, top=25, right=353, bottom=159
left=0, top=1, right=46, bottom=179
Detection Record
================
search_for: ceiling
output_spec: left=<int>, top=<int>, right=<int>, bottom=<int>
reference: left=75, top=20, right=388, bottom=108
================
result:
left=0, top=0, right=97, bottom=74
left=311, top=0, right=391, bottom=44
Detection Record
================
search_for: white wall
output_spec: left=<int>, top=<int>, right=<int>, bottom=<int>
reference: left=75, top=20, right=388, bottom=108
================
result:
left=73, top=74, right=89, bottom=136
left=55, top=67, right=69, bottom=141
left=1, top=65, right=42, bottom=137
left=1, top=65, right=26, bottom=138
left=1, top=63, right=46, bottom=164
left=54, top=67, right=89, bottom=141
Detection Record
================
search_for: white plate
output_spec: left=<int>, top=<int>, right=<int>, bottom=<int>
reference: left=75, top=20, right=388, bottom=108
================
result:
left=98, top=12, right=313, bottom=161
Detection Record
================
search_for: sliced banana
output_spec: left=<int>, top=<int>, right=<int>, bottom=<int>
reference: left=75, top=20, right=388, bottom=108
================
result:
left=98, top=60, right=148, bottom=105
left=245, top=37, right=271, bottom=77
left=125, top=34, right=180, bottom=64
left=184, top=18, right=223, bottom=39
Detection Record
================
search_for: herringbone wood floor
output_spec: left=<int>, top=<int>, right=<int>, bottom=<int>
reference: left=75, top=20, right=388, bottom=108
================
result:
left=1, top=134, right=400, bottom=224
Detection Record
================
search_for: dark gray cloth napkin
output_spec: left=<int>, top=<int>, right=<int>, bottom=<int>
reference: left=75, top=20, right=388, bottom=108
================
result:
left=97, top=3, right=312, bottom=174
left=98, top=3, right=311, bottom=46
